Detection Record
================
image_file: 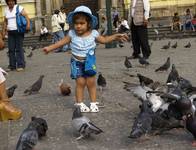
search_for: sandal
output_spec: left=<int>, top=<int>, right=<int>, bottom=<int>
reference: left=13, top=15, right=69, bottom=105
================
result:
left=74, top=103, right=90, bottom=113
left=90, top=102, right=99, bottom=112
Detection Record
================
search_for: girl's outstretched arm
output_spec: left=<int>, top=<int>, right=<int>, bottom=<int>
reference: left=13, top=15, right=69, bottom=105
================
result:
left=43, top=36, right=71, bottom=54
left=96, top=33, right=129, bottom=44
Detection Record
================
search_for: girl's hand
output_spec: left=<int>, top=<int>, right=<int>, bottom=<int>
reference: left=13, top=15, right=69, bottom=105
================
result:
left=43, top=47, right=50, bottom=54
left=115, top=33, right=129, bottom=42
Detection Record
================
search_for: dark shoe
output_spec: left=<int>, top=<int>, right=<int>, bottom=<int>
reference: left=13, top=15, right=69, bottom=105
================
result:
left=128, top=55, right=141, bottom=59
left=6, top=67, right=16, bottom=72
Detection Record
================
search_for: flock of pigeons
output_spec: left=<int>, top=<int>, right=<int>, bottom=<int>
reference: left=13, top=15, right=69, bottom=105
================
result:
left=6, top=70, right=107, bottom=149
left=123, top=55, right=196, bottom=146
left=3, top=37, right=194, bottom=149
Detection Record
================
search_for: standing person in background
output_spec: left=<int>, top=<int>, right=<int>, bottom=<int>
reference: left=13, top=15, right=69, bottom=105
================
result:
left=59, top=6, right=69, bottom=51
left=59, top=6, right=69, bottom=34
left=99, top=16, right=108, bottom=35
left=2, top=0, right=30, bottom=72
left=129, top=0, right=151, bottom=60
left=51, top=9, right=68, bottom=52
left=112, top=8, right=120, bottom=31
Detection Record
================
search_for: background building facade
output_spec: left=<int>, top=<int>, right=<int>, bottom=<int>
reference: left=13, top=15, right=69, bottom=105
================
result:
left=0, top=0, right=196, bottom=33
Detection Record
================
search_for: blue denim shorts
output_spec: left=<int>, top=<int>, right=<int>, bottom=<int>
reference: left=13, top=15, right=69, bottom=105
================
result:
left=70, top=57, right=96, bottom=79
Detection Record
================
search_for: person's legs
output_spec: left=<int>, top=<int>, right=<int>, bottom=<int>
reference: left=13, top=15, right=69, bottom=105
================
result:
left=86, top=76, right=96, bottom=102
left=75, top=77, right=86, bottom=103
left=75, top=77, right=90, bottom=112
left=131, top=22, right=141, bottom=58
left=137, top=26, right=151, bottom=59
left=15, top=32, right=25, bottom=69
left=86, top=76, right=99, bottom=112
left=8, top=31, right=17, bottom=70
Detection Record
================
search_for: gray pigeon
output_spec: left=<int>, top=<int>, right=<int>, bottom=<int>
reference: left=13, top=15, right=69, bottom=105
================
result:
left=24, top=75, right=44, bottom=95
left=166, top=64, right=179, bottom=83
left=155, top=57, right=170, bottom=72
left=184, top=42, right=191, bottom=48
left=171, top=42, right=177, bottom=49
left=6, top=84, right=17, bottom=98
left=124, top=56, right=132, bottom=69
left=16, top=117, right=48, bottom=150
left=16, top=128, right=38, bottom=150
left=161, top=41, right=170, bottom=49
left=27, top=51, right=33, bottom=58
left=137, top=73, right=153, bottom=86
left=72, top=107, right=103, bottom=140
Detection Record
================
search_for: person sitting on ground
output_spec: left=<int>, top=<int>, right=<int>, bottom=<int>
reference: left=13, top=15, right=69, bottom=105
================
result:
left=43, top=6, right=128, bottom=113
left=183, top=8, right=193, bottom=31
left=191, top=14, right=196, bottom=31
left=0, top=68, right=22, bottom=121
left=171, top=12, right=182, bottom=31
left=39, top=25, right=49, bottom=41
left=118, top=17, right=130, bottom=33
left=117, top=17, right=130, bottom=47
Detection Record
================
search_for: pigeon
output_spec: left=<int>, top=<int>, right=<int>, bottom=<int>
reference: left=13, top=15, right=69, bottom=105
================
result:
left=166, top=64, right=179, bottom=83
left=6, top=84, right=17, bottom=98
left=24, top=75, right=44, bottom=95
left=171, top=42, right=177, bottom=49
left=129, top=101, right=153, bottom=138
left=72, top=107, right=103, bottom=140
left=155, top=57, right=170, bottom=72
left=138, top=57, right=149, bottom=66
left=137, top=73, right=153, bottom=86
left=184, top=42, right=191, bottom=48
left=97, top=72, right=106, bottom=91
left=29, top=45, right=37, bottom=51
left=124, top=56, right=132, bottom=70
left=161, top=41, right=170, bottom=49
left=16, top=117, right=48, bottom=150
left=59, top=79, right=71, bottom=96
left=27, top=51, right=33, bottom=58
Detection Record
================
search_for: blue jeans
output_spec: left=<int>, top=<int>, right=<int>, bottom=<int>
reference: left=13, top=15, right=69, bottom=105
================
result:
left=8, top=30, right=25, bottom=69
left=52, top=30, right=68, bottom=52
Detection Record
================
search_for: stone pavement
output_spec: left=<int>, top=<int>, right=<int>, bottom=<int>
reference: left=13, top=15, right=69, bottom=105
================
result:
left=0, top=38, right=196, bottom=150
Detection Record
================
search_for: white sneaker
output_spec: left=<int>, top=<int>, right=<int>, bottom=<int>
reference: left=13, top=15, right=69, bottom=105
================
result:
left=90, top=102, right=99, bottom=112
left=74, top=103, right=90, bottom=112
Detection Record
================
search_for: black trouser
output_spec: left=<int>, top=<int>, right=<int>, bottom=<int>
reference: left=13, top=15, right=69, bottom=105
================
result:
left=131, top=20, right=151, bottom=58
left=8, top=30, right=25, bottom=69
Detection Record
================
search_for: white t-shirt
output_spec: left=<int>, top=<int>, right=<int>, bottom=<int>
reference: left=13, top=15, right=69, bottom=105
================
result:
left=4, top=5, right=24, bottom=31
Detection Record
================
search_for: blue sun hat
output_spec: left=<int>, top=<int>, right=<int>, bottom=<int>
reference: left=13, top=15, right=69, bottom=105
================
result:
left=67, top=6, right=98, bottom=29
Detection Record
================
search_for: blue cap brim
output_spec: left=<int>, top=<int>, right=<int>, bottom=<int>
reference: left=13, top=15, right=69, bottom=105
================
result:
left=67, top=11, right=98, bottom=29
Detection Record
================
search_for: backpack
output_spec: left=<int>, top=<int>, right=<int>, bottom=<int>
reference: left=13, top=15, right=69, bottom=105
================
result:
left=16, top=5, right=32, bottom=33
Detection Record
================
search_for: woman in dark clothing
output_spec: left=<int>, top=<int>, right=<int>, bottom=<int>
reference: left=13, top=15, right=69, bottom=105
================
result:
left=2, top=0, right=30, bottom=72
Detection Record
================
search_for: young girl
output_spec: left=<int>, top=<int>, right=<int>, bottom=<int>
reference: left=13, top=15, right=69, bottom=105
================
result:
left=43, top=6, right=128, bottom=113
